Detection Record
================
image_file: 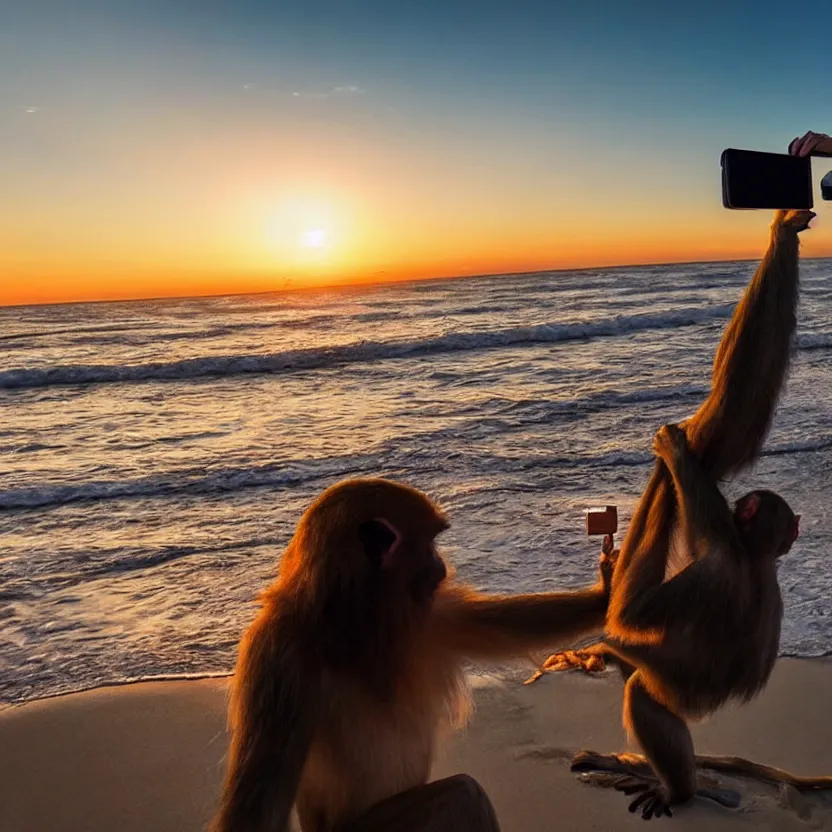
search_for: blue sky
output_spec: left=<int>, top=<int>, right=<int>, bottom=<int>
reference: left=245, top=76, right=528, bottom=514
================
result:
left=2, top=0, right=831, bottom=303
left=6, top=0, right=829, bottom=142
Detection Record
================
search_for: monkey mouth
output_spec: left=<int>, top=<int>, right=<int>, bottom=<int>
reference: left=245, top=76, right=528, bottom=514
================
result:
left=411, top=573, right=444, bottom=603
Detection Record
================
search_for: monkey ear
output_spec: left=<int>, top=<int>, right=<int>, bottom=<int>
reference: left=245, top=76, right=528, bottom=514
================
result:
left=358, top=518, right=402, bottom=569
left=792, top=515, right=801, bottom=542
left=737, top=492, right=761, bottom=523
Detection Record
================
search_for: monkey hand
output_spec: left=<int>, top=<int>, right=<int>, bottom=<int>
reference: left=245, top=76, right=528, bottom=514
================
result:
left=652, top=423, right=687, bottom=465
left=773, top=209, right=816, bottom=234
left=523, top=648, right=606, bottom=683
left=612, top=776, right=673, bottom=820
left=599, top=546, right=619, bottom=598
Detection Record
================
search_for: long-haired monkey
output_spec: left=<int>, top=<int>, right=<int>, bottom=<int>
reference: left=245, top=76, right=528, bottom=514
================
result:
left=537, top=209, right=819, bottom=819
left=211, top=477, right=614, bottom=832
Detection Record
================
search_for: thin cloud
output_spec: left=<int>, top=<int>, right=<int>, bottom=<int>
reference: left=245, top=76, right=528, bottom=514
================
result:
left=290, top=86, right=366, bottom=99
left=242, top=83, right=366, bottom=100
left=21, top=106, right=40, bottom=114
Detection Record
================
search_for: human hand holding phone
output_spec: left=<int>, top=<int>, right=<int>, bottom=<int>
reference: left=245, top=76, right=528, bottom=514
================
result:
left=789, top=131, right=832, bottom=157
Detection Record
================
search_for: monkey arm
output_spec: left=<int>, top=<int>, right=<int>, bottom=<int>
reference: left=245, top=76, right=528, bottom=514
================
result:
left=611, top=458, right=737, bottom=631
left=608, top=472, right=675, bottom=631
left=611, top=215, right=805, bottom=634
left=212, top=613, right=320, bottom=832
left=431, top=583, right=608, bottom=660
left=683, top=214, right=802, bottom=479
left=657, top=429, right=738, bottom=563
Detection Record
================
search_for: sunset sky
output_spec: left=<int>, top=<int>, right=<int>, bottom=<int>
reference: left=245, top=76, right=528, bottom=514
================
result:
left=2, top=0, right=832, bottom=305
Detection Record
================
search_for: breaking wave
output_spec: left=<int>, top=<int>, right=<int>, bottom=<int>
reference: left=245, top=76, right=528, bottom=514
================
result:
left=0, top=304, right=736, bottom=390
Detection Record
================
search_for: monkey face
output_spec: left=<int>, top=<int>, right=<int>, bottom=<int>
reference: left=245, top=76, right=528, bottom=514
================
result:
left=734, top=489, right=799, bottom=558
left=408, top=541, right=447, bottom=603
left=358, top=517, right=447, bottom=604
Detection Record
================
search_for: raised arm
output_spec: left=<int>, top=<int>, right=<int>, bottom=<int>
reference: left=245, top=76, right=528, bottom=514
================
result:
left=654, top=424, right=739, bottom=560
left=610, top=211, right=811, bottom=632
left=683, top=210, right=812, bottom=479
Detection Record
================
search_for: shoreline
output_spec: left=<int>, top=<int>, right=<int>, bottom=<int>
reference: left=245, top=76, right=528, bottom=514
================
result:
left=3, top=657, right=832, bottom=831
left=6, top=648, right=832, bottom=711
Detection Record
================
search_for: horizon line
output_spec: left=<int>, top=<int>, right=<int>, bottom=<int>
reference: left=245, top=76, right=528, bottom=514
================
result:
left=3, top=253, right=831, bottom=310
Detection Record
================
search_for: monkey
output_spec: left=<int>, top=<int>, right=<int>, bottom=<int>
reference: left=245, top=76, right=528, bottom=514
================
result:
left=576, top=423, right=801, bottom=818
left=533, top=208, right=816, bottom=819
left=210, top=476, right=615, bottom=832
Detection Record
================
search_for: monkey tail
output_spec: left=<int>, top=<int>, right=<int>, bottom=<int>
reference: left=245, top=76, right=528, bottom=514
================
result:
left=695, top=755, right=832, bottom=792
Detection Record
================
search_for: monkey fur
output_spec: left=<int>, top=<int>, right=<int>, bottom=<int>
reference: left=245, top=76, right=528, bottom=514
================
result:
left=211, top=477, right=613, bottom=832
left=544, top=210, right=816, bottom=819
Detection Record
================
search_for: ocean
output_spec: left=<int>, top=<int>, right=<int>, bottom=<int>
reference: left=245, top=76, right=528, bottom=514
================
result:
left=2, top=260, right=832, bottom=705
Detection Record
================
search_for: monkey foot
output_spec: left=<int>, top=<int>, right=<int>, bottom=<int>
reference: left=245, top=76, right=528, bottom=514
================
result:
left=612, top=776, right=674, bottom=820
left=523, top=650, right=606, bottom=685
left=571, top=750, right=651, bottom=777
left=571, top=751, right=741, bottom=814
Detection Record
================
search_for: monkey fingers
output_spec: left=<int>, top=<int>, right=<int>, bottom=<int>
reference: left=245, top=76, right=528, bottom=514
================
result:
left=611, top=775, right=657, bottom=796
left=523, top=649, right=606, bottom=684
left=774, top=209, right=816, bottom=234
left=652, top=423, right=683, bottom=461
left=595, top=774, right=673, bottom=820
left=625, top=784, right=673, bottom=820
left=599, top=547, right=619, bottom=593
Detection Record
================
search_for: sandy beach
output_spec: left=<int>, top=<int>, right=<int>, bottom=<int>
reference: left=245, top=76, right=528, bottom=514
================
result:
left=2, top=658, right=832, bottom=832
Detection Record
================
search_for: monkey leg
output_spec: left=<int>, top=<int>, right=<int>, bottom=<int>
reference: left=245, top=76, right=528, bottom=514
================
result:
left=344, top=774, right=501, bottom=832
left=571, top=750, right=654, bottom=778
left=571, top=751, right=739, bottom=808
left=625, top=672, right=696, bottom=812
left=572, top=673, right=740, bottom=818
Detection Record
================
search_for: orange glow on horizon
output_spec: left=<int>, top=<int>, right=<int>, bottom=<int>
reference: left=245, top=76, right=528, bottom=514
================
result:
left=5, top=3, right=832, bottom=309
left=3, top=217, right=830, bottom=308
left=3, top=121, right=831, bottom=307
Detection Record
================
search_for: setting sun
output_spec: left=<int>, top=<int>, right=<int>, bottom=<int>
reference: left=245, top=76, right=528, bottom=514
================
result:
left=1, top=1, right=830, bottom=308
left=302, top=228, right=327, bottom=248
left=260, top=193, right=348, bottom=271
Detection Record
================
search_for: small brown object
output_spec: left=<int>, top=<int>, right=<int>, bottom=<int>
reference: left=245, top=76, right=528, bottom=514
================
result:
left=586, top=506, right=618, bottom=537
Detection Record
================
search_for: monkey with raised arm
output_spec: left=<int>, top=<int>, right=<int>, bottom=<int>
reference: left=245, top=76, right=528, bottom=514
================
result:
left=537, top=208, right=816, bottom=818
left=211, top=477, right=615, bottom=832
left=574, top=423, right=801, bottom=818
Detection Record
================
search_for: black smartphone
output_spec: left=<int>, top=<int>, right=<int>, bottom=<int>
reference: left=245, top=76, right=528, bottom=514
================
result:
left=721, top=148, right=813, bottom=210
